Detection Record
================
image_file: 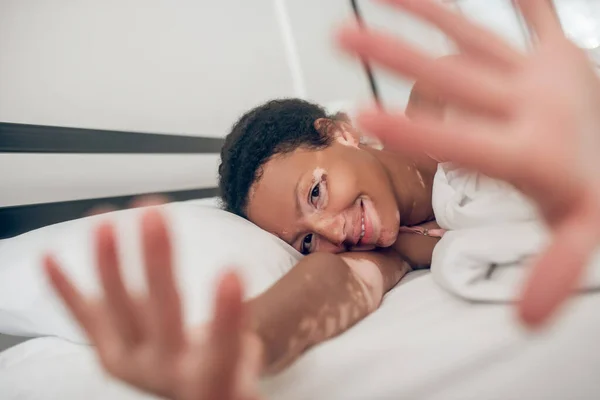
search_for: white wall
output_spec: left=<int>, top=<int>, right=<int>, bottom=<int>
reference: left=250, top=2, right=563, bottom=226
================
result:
left=0, top=0, right=452, bottom=135
left=1, top=0, right=528, bottom=207
left=0, top=0, right=298, bottom=137
left=283, top=0, right=372, bottom=108
left=0, top=154, right=221, bottom=207
left=285, top=0, right=531, bottom=112
left=284, top=0, right=449, bottom=111
left=0, top=0, right=298, bottom=206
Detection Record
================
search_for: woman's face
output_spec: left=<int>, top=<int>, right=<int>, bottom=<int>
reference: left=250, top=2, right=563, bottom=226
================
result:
left=246, top=119, right=400, bottom=255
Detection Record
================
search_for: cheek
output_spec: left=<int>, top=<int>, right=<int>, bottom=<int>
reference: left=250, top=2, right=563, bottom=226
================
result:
left=358, top=161, right=400, bottom=244
left=377, top=199, right=400, bottom=246
left=360, top=160, right=393, bottom=204
left=326, top=166, right=362, bottom=210
left=379, top=227, right=399, bottom=248
left=379, top=204, right=401, bottom=247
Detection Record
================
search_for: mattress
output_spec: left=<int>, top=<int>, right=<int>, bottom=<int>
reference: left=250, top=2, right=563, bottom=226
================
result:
left=2, top=270, right=599, bottom=400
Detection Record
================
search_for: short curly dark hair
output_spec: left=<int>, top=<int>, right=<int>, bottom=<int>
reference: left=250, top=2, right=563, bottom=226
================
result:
left=218, top=98, right=334, bottom=218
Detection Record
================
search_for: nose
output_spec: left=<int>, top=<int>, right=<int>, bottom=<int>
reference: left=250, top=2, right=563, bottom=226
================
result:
left=310, top=213, right=347, bottom=247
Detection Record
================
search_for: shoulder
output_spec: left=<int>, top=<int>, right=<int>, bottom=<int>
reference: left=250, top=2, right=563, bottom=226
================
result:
left=406, top=54, right=465, bottom=119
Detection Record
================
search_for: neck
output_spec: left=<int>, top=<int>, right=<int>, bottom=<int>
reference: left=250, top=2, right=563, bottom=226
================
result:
left=366, top=147, right=436, bottom=226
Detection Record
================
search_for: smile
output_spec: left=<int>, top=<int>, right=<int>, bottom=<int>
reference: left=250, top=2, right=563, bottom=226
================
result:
left=360, top=202, right=365, bottom=240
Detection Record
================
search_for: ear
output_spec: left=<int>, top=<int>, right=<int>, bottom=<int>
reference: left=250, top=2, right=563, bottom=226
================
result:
left=313, top=117, right=331, bottom=136
left=314, top=118, right=359, bottom=148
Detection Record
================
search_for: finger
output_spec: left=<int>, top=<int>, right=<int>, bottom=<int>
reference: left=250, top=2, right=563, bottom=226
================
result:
left=96, top=222, right=144, bottom=345
left=515, top=0, right=563, bottom=44
left=129, top=195, right=169, bottom=209
left=376, top=0, right=525, bottom=68
left=44, top=255, right=103, bottom=343
left=87, top=205, right=117, bottom=217
left=141, top=209, right=184, bottom=352
left=518, top=212, right=600, bottom=328
left=357, top=109, right=513, bottom=177
left=236, top=334, right=264, bottom=400
left=199, top=271, right=245, bottom=400
left=212, top=270, right=245, bottom=337
left=337, top=25, right=510, bottom=115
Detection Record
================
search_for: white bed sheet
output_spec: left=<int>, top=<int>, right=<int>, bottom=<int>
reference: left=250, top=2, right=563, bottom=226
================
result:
left=2, top=270, right=599, bottom=400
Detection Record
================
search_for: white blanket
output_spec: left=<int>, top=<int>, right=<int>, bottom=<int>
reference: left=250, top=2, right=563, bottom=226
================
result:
left=432, top=163, right=600, bottom=302
left=432, top=163, right=538, bottom=230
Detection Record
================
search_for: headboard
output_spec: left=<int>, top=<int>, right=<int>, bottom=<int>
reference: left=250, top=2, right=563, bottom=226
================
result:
left=0, top=122, right=224, bottom=239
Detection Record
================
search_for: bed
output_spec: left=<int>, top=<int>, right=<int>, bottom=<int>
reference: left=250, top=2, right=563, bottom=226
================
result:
left=2, top=266, right=600, bottom=400
left=2, top=143, right=600, bottom=400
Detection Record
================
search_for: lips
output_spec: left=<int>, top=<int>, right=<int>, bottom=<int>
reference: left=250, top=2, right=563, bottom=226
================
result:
left=345, top=200, right=364, bottom=247
left=359, top=206, right=366, bottom=240
left=358, top=199, right=370, bottom=245
left=359, top=200, right=371, bottom=244
left=357, top=198, right=377, bottom=247
left=345, top=198, right=378, bottom=250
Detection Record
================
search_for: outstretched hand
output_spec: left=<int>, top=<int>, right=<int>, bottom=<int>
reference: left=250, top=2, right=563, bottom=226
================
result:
left=338, top=0, right=600, bottom=327
left=45, top=209, right=263, bottom=400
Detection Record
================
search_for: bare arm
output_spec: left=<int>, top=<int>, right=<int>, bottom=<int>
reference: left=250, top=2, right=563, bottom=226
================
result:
left=405, top=56, right=459, bottom=170
left=406, top=76, right=448, bottom=120
left=247, top=249, right=410, bottom=374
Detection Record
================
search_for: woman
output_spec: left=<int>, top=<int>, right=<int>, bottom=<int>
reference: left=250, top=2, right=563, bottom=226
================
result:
left=45, top=0, right=600, bottom=399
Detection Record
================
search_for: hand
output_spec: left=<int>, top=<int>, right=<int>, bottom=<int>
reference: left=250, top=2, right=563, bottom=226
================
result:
left=337, top=0, right=600, bottom=327
left=44, top=209, right=263, bottom=400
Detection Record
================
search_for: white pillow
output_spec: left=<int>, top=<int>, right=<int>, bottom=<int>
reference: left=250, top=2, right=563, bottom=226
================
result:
left=0, top=202, right=300, bottom=343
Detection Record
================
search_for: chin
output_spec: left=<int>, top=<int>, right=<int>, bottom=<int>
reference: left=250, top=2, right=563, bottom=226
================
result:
left=378, top=229, right=399, bottom=248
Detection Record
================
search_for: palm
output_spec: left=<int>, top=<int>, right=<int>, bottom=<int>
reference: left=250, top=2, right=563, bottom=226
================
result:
left=44, top=209, right=262, bottom=400
left=338, top=0, right=600, bottom=326
left=495, top=51, right=593, bottom=211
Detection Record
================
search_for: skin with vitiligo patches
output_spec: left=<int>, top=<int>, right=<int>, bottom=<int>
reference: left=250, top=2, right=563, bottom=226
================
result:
left=247, top=116, right=439, bottom=260
left=248, top=253, right=375, bottom=374
left=245, top=88, right=446, bottom=372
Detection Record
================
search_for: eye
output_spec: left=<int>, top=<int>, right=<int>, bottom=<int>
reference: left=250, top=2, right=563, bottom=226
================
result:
left=310, top=183, right=320, bottom=206
left=301, top=234, right=314, bottom=254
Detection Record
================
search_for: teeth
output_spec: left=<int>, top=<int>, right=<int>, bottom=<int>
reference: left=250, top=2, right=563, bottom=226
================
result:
left=360, top=215, right=365, bottom=239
